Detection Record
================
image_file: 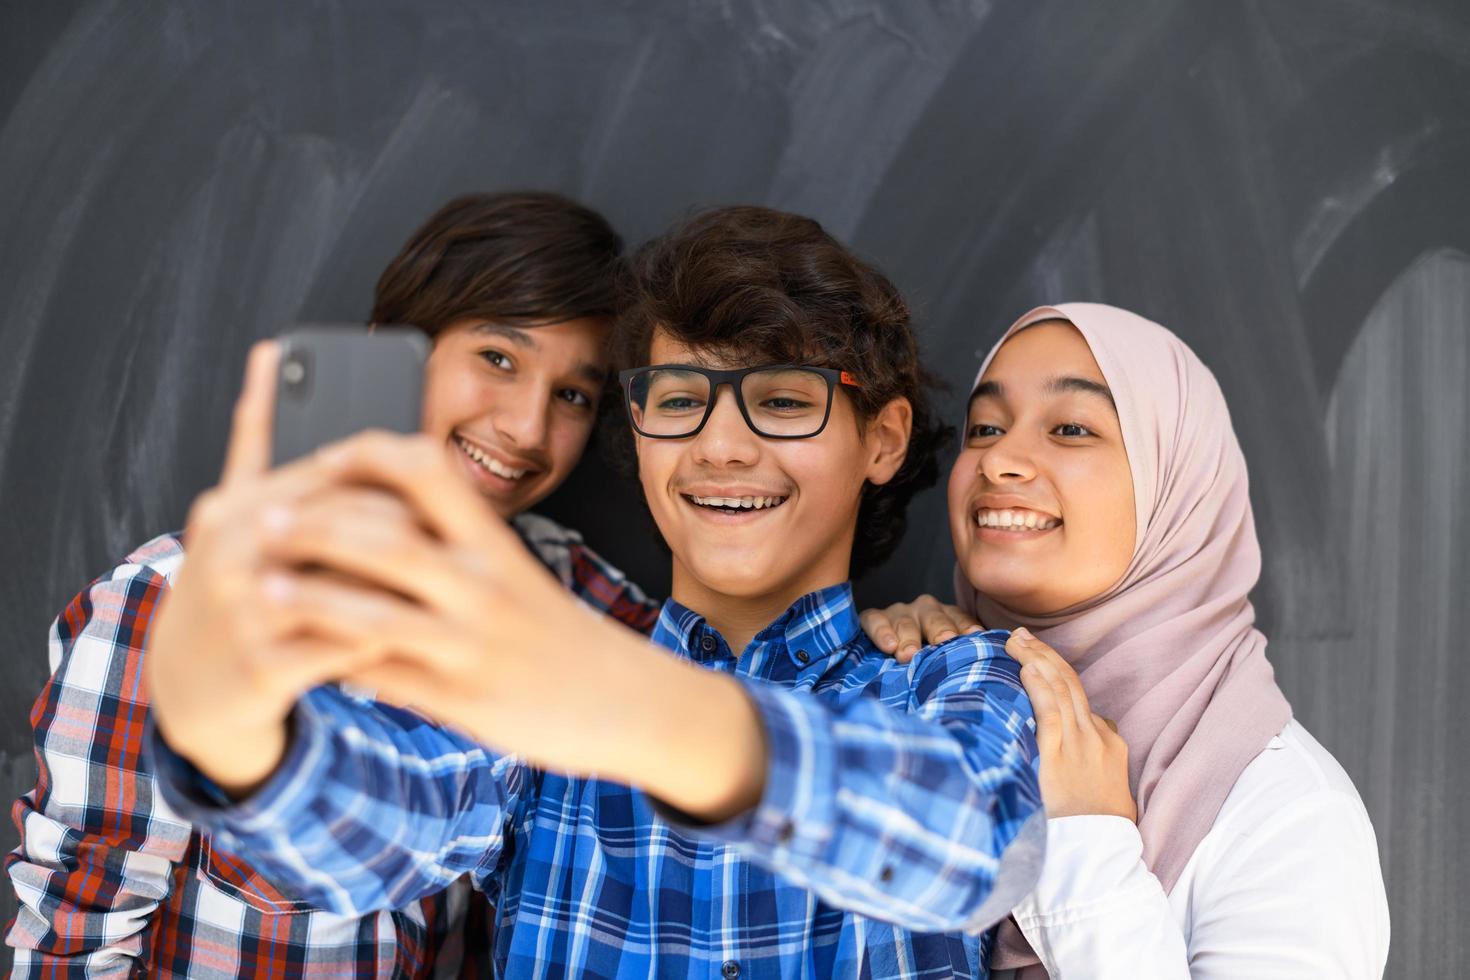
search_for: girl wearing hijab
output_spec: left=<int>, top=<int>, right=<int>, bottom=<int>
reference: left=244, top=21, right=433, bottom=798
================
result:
left=900, top=304, right=1389, bottom=977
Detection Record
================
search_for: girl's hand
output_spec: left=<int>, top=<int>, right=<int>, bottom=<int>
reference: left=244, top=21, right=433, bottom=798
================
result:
left=1006, top=628, right=1136, bottom=821
left=859, top=594, right=985, bottom=663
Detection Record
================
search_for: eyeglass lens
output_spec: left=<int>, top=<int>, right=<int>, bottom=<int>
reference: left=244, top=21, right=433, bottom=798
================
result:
left=627, top=367, right=831, bottom=437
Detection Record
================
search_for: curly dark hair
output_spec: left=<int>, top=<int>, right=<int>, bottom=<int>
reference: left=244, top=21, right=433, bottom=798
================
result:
left=607, top=205, right=952, bottom=579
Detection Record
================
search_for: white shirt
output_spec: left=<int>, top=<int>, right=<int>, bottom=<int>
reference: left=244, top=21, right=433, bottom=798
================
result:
left=995, top=720, right=1390, bottom=979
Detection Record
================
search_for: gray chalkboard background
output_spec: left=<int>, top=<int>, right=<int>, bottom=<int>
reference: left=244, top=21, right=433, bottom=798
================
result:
left=2, top=1, right=1467, bottom=975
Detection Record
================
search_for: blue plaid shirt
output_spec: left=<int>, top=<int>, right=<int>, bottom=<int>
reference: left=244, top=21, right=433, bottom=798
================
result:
left=152, top=584, right=1044, bottom=978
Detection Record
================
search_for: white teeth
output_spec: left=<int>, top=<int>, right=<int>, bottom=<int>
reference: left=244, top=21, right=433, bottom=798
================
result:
left=689, top=494, right=788, bottom=511
left=976, top=508, right=1060, bottom=531
left=457, top=437, right=528, bottom=480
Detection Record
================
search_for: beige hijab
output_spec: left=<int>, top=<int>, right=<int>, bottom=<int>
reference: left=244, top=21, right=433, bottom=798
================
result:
left=953, top=304, right=1293, bottom=975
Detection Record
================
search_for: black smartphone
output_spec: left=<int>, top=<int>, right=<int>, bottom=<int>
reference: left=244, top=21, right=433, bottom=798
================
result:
left=271, top=325, right=428, bottom=467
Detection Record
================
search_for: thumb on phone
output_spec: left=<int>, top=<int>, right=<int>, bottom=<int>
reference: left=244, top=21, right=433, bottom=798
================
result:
left=220, top=341, right=280, bottom=486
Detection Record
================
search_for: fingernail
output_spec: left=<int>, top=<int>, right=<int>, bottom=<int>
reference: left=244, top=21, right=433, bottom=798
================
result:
left=902, top=643, right=919, bottom=656
left=937, top=631, right=956, bottom=643
left=1013, top=627, right=1032, bottom=641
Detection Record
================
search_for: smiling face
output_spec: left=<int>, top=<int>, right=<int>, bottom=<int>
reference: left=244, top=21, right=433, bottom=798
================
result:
left=635, top=329, right=909, bottom=612
left=419, top=316, right=610, bottom=519
left=947, top=320, right=1136, bottom=616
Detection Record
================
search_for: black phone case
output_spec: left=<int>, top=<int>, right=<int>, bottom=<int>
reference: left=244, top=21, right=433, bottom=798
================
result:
left=271, top=325, right=428, bottom=467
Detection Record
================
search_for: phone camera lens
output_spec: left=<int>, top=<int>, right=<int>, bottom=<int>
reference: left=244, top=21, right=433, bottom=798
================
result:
left=283, top=358, right=307, bottom=385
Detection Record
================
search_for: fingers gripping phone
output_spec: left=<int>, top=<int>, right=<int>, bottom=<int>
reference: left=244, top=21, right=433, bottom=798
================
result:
left=271, top=325, right=428, bottom=467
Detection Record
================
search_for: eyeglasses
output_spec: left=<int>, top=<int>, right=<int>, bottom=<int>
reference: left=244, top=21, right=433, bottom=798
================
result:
left=619, top=364, right=861, bottom=440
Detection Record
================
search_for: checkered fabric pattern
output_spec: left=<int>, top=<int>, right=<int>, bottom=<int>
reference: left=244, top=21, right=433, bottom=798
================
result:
left=6, top=514, right=658, bottom=978
left=153, top=583, right=1044, bottom=979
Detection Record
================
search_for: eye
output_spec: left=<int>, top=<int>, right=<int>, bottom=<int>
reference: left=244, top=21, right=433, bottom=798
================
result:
left=967, top=423, right=1004, bottom=440
left=479, top=349, right=513, bottom=371
left=658, top=396, right=705, bottom=411
left=761, top=396, right=814, bottom=412
left=558, top=388, right=594, bottom=410
left=1052, top=422, right=1095, bottom=438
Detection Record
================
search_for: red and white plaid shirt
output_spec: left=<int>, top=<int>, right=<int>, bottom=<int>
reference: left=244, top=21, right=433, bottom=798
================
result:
left=5, top=514, right=658, bottom=978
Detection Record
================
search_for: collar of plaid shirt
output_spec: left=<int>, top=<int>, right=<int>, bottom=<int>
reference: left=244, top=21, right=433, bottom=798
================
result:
left=656, top=580, right=860, bottom=677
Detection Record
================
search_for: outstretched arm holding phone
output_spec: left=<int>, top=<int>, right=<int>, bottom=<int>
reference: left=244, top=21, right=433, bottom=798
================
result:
left=150, top=344, right=1040, bottom=934
left=147, top=208, right=1047, bottom=977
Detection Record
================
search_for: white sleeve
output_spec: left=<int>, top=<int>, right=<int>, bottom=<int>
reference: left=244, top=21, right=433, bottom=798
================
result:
left=1011, top=815, right=1188, bottom=980
left=1011, top=792, right=1388, bottom=979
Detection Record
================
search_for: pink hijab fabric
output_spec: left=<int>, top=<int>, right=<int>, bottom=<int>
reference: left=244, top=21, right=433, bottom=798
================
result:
left=957, top=304, right=1293, bottom=975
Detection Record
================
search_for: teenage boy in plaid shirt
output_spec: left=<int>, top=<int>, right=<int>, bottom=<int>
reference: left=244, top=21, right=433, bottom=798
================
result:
left=4, top=193, right=662, bottom=977
left=144, top=206, right=1046, bottom=978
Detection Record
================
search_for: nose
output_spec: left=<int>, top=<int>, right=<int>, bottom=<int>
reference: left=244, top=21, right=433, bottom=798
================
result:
left=690, top=386, right=760, bottom=467
left=978, top=429, right=1037, bottom=484
left=493, top=384, right=551, bottom=451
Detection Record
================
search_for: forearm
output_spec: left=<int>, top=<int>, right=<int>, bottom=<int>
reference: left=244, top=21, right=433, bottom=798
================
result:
left=588, top=630, right=767, bottom=822
left=9, top=946, right=143, bottom=979
left=624, top=642, right=1045, bottom=933
left=7, top=804, right=176, bottom=977
left=1014, top=792, right=1389, bottom=980
left=1012, top=817, right=1190, bottom=980
left=150, top=687, right=523, bottom=915
left=710, top=679, right=1044, bottom=932
left=11, top=556, right=191, bottom=975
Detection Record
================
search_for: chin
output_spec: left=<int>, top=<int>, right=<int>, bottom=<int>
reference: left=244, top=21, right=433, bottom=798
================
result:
left=688, top=553, right=786, bottom=598
left=962, top=562, right=1043, bottom=611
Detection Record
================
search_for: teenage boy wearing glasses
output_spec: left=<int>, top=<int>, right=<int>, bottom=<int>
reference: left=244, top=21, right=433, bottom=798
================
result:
left=143, top=207, right=1045, bottom=978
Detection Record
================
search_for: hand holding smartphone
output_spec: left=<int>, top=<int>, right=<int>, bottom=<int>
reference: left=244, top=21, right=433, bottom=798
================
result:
left=271, top=325, right=427, bottom=467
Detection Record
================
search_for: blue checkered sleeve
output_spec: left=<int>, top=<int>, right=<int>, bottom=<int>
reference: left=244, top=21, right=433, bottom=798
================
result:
left=674, top=633, right=1044, bottom=933
left=151, top=684, right=524, bottom=916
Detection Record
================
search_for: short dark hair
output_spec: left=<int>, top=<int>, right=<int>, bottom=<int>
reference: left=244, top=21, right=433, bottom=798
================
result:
left=371, top=191, right=624, bottom=335
left=610, top=206, right=952, bottom=578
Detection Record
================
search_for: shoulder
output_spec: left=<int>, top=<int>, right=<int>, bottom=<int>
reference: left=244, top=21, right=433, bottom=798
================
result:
left=1212, top=719, right=1375, bottom=835
left=47, top=531, right=185, bottom=671
left=92, top=530, right=188, bottom=591
left=1183, top=720, right=1389, bottom=948
left=511, top=511, right=584, bottom=571
left=86, top=530, right=187, bottom=587
left=61, top=529, right=187, bottom=616
left=903, top=629, right=1021, bottom=695
left=513, top=511, right=659, bottom=630
left=1186, top=719, right=1384, bottom=898
left=856, top=629, right=1028, bottom=718
left=512, top=510, right=585, bottom=549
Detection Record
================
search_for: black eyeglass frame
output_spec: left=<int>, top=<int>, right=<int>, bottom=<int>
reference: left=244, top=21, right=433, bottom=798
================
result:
left=618, top=363, right=862, bottom=440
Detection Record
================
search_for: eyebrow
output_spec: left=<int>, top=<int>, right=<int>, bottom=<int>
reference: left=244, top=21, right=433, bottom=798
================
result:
left=972, top=377, right=1116, bottom=408
left=472, top=322, right=607, bottom=387
left=471, top=322, right=537, bottom=347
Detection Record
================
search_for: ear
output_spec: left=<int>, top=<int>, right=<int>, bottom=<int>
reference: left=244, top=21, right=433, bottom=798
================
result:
left=863, top=396, right=912, bottom=487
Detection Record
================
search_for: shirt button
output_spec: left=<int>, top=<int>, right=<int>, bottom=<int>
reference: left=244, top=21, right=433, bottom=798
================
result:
left=700, top=634, right=717, bottom=652
left=778, top=820, right=796, bottom=843
left=721, top=960, right=740, bottom=979
left=794, top=649, right=810, bottom=665
left=879, top=864, right=895, bottom=883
